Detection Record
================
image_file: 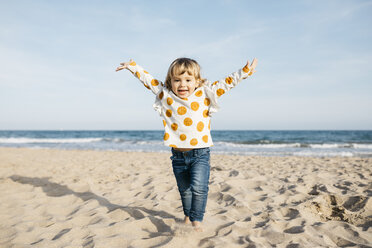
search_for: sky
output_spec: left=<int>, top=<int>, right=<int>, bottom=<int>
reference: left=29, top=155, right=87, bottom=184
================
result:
left=0, top=0, right=371, bottom=130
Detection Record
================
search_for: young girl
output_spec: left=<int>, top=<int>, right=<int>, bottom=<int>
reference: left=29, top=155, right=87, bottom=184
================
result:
left=116, top=57, right=257, bottom=231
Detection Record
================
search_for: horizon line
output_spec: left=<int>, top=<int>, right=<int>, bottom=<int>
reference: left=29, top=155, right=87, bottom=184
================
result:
left=1, top=129, right=371, bottom=132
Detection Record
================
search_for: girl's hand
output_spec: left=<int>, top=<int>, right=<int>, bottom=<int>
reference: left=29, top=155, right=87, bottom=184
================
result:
left=243, top=58, right=258, bottom=75
left=115, top=59, right=134, bottom=72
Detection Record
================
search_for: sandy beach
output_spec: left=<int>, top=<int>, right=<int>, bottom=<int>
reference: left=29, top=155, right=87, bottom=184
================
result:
left=0, top=147, right=371, bottom=247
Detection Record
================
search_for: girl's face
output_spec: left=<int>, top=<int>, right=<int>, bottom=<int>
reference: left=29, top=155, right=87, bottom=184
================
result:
left=171, top=72, right=199, bottom=99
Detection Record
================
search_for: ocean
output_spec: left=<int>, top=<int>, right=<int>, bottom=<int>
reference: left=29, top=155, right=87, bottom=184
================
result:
left=0, top=130, right=371, bottom=157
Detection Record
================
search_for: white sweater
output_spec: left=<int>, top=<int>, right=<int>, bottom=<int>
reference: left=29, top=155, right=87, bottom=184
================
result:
left=127, top=61, right=253, bottom=148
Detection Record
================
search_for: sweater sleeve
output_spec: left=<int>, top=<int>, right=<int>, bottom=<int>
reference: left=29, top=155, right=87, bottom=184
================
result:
left=205, top=64, right=254, bottom=98
left=126, top=61, right=163, bottom=95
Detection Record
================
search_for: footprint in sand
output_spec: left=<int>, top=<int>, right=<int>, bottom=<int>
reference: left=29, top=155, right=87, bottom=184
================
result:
left=343, top=196, right=368, bottom=212
left=307, top=193, right=371, bottom=229
left=284, top=225, right=304, bottom=234
left=308, top=184, right=328, bottom=195
left=229, top=170, right=239, bottom=177
left=281, top=208, right=300, bottom=220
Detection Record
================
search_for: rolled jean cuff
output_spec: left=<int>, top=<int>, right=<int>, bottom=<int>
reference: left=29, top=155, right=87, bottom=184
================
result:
left=189, top=216, right=203, bottom=222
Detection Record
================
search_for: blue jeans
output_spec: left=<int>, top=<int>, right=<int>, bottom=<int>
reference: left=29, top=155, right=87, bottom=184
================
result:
left=170, top=147, right=211, bottom=222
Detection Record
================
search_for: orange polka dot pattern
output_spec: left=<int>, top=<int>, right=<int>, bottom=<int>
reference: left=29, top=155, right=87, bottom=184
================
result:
left=197, top=122, right=204, bottom=132
left=177, top=106, right=187, bottom=115
left=171, top=123, right=178, bottom=131
left=127, top=61, right=163, bottom=95
left=225, top=77, right=233, bottom=84
left=184, top=118, right=193, bottom=126
left=190, top=138, right=198, bottom=146
left=216, top=88, right=225, bottom=97
left=191, top=102, right=199, bottom=111
left=126, top=60, right=253, bottom=148
left=195, top=90, right=203, bottom=97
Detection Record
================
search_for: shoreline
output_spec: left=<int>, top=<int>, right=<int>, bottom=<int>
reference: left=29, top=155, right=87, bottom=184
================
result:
left=1, top=129, right=371, bottom=158
left=0, top=146, right=370, bottom=159
left=0, top=147, right=371, bottom=247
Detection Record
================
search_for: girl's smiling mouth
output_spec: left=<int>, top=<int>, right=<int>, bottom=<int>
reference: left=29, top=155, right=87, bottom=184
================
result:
left=178, top=89, right=188, bottom=94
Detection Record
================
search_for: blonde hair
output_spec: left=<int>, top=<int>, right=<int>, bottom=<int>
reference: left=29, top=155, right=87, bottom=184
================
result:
left=165, top=58, right=206, bottom=90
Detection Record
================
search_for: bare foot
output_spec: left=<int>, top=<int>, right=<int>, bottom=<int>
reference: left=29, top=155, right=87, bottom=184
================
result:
left=184, top=216, right=191, bottom=224
left=192, top=221, right=203, bottom=232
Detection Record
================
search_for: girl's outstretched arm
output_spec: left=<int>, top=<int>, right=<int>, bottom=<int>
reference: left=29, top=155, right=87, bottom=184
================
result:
left=116, top=59, right=163, bottom=95
left=207, top=58, right=258, bottom=98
